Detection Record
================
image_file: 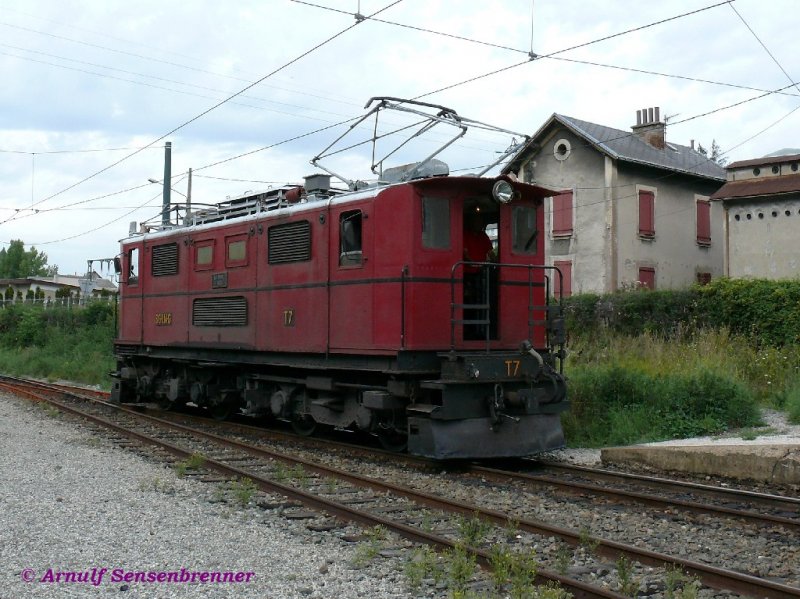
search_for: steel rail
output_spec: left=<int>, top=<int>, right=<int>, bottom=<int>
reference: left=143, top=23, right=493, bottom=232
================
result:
left=6, top=379, right=799, bottom=599
left=470, top=465, right=800, bottom=531
left=537, top=462, right=800, bottom=511
left=0, top=379, right=622, bottom=599
left=28, top=379, right=800, bottom=518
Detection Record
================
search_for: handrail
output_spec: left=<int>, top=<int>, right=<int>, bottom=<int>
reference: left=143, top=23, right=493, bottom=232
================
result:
left=448, top=261, right=565, bottom=365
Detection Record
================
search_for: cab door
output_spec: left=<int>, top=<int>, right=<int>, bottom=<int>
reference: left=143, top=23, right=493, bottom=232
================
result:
left=118, top=242, right=143, bottom=343
left=329, top=202, right=374, bottom=350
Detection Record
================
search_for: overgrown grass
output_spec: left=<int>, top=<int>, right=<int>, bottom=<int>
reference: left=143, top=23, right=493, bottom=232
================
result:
left=563, top=328, right=797, bottom=447
left=0, top=303, right=115, bottom=388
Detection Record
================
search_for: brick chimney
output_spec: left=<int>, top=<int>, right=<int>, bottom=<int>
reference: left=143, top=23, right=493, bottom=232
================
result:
left=631, top=107, right=665, bottom=149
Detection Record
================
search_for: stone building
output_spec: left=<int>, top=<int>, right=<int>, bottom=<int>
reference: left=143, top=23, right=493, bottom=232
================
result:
left=710, top=153, right=800, bottom=279
left=503, top=108, right=726, bottom=295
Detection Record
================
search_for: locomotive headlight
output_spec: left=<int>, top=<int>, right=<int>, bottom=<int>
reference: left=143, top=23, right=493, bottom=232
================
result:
left=492, top=180, right=514, bottom=203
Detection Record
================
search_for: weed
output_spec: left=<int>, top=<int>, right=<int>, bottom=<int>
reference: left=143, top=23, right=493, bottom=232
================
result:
left=508, top=549, right=538, bottom=599
left=664, top=566, right=701, bottom=599
left=351, top=526, right=388, bottom=568
left=404, top=546, right=441, bottom=591
left=456, top=513, right=492, bottom=548
left=443, top=546, right=476, bottom=594
left=40, top=403, right=60, bottom=418
left=615, top=554, right=639, bottom=596
left=211, top=484, right=226, bottom=503
left=504, top=516, right=521, bottom=542
left=554, top=544, right=572, bottom=575
left=419, top=511, right=435, bottom=532
left=325, top=477, right=339, bottom=493
left=488, top=544, right=514, bottom=590
left=272, top=461, right=289, bottom=482
left=535, top=581, right=573, bottom=599
left=289, top=464, right=309, bottom=487
left=578, top=527, right=600, bottom=554
left=229, top=477, right=258, bottom=506
left=138, top=476, right=176, bottom=494
left=174, top=451, right=206, bottom=476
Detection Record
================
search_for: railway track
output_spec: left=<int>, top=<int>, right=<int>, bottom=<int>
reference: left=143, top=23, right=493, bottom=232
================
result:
left=3, top=376, right=799, bottom=599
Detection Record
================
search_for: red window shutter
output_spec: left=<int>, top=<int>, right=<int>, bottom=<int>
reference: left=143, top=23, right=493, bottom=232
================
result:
left=638, top=191, right=655, bottom=237
left=696, top=200, right=711, bottom=245
left=554, top=260, right=572, bottom=298
left=552, top=191, right=573, bottom=236
left=638, top=267, right=655, bottom=289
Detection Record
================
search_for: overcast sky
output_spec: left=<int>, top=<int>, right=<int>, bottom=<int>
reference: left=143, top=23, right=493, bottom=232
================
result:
left=0, top=0, right=797, bottom=276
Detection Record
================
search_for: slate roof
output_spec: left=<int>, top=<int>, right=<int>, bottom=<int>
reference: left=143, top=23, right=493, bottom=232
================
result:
left=504, top=113, right=726, bottom=182
left=726, top=153, right=800, bottom=169
left=710, top=172, right=800, bottom=201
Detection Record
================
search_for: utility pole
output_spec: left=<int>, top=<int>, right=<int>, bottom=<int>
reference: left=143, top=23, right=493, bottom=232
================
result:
left=186, top=167, right=192, bottom=224
left=162, top=141, right=172, bottom=226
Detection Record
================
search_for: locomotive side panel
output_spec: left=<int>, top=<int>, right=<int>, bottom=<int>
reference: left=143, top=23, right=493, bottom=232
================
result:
left=187, top=222, right=256, bottom=348
left=141, top=238, right=190, bottom=346
left=259, top=212, right=329, bottom=353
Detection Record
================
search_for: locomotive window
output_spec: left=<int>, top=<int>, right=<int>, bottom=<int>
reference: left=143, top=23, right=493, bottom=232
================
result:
left=151, top=243, right=178, bottom=276
left=268, top=221, right=311, bottom=264
left=195, top=242, right=214, bottom=270
left=226, top=236, right=248, bottom=267
left=421, top=196, right=450, bottom=249
left=339, top=210, right=362, bottom=266
left=512, top=205, right=538, bottom=255
left=127, top=248, right=139, bottom=286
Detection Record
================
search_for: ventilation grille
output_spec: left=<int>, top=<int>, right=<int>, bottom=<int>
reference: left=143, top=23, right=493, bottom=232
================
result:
left=192, top=296, right=247, bottom=327
left=152, top=243, right=178, bottom=276
left=269, top=220, right=311, bottom=264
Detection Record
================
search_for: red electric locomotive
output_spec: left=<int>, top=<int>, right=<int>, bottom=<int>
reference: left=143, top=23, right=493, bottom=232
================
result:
left=111, top=98, right=568, bottom=459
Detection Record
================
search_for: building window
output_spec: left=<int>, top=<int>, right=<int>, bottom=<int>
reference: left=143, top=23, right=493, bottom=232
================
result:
left=551, top=191, right=573, bottom=237
left=339, top=210, right=363, bottom=266
left=696, top=199, right=711, bottom=246
left=553, top=260, right=572, bottom=298
left=696, top=272, right=712, bottom=285
left=638, top=266, right=655, bottom=289
left=421, top=196, right=450, bottom=249
left=225, top=235, right=248, bottom=268
left=638, top=190, right=655, bottom=238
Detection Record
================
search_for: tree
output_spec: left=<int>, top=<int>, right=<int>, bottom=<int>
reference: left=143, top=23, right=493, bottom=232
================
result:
left=696, top=139, right=728, bottom=167
left=0, top=240, right=58, bottom=278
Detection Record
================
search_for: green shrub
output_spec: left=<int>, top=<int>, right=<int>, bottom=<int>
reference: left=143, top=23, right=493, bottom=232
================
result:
left=784, top=379, right=800, bottom=424
left=0, top=303, right=115, bottom=388
left=563, top=278, right=800, bottom=347
left=564, top=363, right=760, bottom=447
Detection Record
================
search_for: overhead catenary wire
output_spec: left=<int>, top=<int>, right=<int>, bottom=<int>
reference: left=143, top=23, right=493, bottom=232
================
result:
left=0, top=0, right=405, bottom=227
left=6, top=0, right=795, bottom=250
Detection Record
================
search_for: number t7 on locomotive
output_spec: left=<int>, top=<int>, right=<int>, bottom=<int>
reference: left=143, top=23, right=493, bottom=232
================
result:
left=111, top=98, right=569, bottom=459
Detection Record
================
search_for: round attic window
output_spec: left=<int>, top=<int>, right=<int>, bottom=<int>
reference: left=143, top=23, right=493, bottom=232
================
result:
left=554, top=139, right=571, bottom=161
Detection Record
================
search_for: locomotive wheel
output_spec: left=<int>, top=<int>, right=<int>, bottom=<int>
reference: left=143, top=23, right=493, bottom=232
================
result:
left=377, top=429, right=407, bottom=452
left=210, top=403, right=232, bottom=421
left=291, top=415, right=317, bottom=437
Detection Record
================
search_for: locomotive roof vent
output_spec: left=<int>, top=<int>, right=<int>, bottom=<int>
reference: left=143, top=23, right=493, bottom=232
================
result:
left=304, top=173, right=331, bottom=197
left=382, top=158, right=449, bottom=184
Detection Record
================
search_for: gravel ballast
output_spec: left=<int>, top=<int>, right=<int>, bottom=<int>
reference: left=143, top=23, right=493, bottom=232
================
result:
left=0, top=394, right=410, bottom=599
